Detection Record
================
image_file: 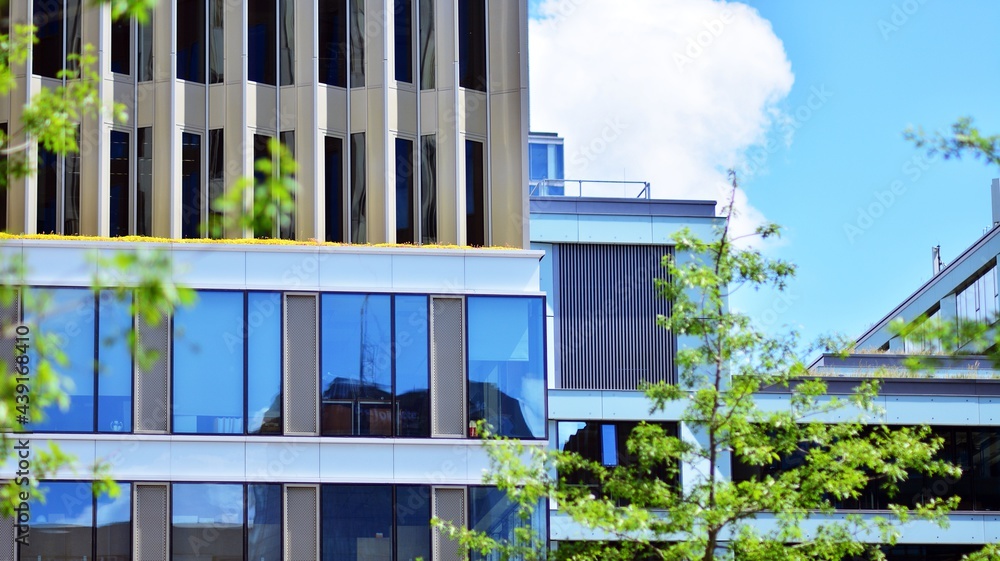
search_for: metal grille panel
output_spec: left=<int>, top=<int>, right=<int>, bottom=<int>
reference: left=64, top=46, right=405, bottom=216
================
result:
left=432, top=488, right=466, bottom=561
left=431, top=297, right=466, bottom=437
left=0, top=512, right=14, bottom=561
left=557, top=244, right=674, bottom=389
left=135, top=484, right=168, bottom=561
left=285, top=486, right=318, bottom=561
left=135, top=316, right=170, bottom=433
left=285, top=294, right=319, bottom=435
left=0, top=290, right=19, bottom=369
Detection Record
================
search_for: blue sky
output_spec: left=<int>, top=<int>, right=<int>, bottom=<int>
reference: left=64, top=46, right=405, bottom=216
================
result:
left=528, top=0, right=1000, bottom=353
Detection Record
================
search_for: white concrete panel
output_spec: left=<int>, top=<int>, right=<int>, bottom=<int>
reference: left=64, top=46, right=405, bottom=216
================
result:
left=651, top=216, right=717, bottom=244
left=603, top=391, right=685, bottom=421
left=23, top=246, right=98, bottom=285
left=318, top=441, right=395, bottom=482
left=546, top=316, right=556, bottom=389
left=169, top=440, right=247, bottom=481
left=466, top=445, right=491, bottom=484
left=977, top=397, right=1000, bottom=425
left=529, top=214, right=579, bottom=243
left=245, top=250, right=323, bottom=290
left=394, top=441, right=475, bottom=484
left=885, top=395, right=979, bottom=425
left=391, top=254, right=464, bottom=291
left=96, top=439, right=172, bottom=480
left=46, top=439, right=97, bottom=478
left=172, top=249, right=247, bottom=288
left=246, top=440, right=321, bottom=482
left=548, top=390, right=603, bottom=419
left=464, top=255, right=540, bottom=293
left=0, top=243, right=23, bottom=285
left=319, top=252, right=394, bottom=291
left=983, top=515, right=1000, bottom=542
left=578, top=215, right=652, bottom=244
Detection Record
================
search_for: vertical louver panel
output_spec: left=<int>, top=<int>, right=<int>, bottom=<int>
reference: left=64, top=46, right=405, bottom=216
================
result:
left=431, top=297, right=466, bottom=437
left=0, top=512, right=14, bottom=561
left=557, top=244, right=674, bottom=389
left=0, top=289, right=19, bottom=370
left=432, top=488, right=466, bottom=561
left=285, top=486, right=318, bottom=561
left=285, top=294, right=319, bottom=435
left=135, top=484, right=168, bottom=561
left=135, top=316, right=170, bottom=433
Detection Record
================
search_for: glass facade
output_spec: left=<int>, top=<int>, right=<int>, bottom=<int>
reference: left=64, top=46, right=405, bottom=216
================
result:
left=318, top=0, right=347, bottom=87
left=458, top=0, right=486, bottom=91
left=468, top=296, right=545, bottom=439
left=395, top=138, right=414, bottom=244
left=109, top=130, right=129, bottom=237
left=176, top=0, right=206, bottom=82
left=33, top=0, right=81, bottom=79
left=957, top=264, right=998, bottom=326
left=136, top=126, right=153, bottom=236
left=321, top=485, right=431, bottom=561
left=469, top=487, right=546, bottom=561
left=325, top=136, right=344, bottom=242
left=350, top=132, right=367, bottom=243
left=110, top=14, right=130, bottom=74
left=248, top=0, right=277, bottom=85
left=248, top=292, right=283, bottom=434
left=395, top=295, right=429, bottom=436
left=208, top=128, right=225, bottom=236
left=465, top=139, right=485, bottom=247
left=97, top=291, right=133, bottom=433
left=19, top=482, right=130, bottom=561
left=172, top=483, right=246, bottom=559
left=420, top=135, right=437, bottom=244
left=394, top=0, right=413, bottom=83
left=419, top=0, right=435, bottom=90
left=181, top=132, right=202, bottom=238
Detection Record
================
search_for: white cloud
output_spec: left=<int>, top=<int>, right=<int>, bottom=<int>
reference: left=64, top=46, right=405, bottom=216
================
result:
left=529, top=0, right=794, bottom=240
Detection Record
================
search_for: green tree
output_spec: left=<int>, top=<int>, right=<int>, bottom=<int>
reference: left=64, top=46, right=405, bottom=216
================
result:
left=437, top=173, right=1000, bottom=561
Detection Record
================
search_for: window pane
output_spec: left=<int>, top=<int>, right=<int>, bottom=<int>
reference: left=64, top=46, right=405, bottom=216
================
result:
left=419, top=0, right=434, bottom=89
left=19, top=482, right=93, bottom=560
left=253, top=134, right=274, bottom=238
left=279, top=0, right=294, bottom=85
left=321, top=485, right=393, bottom=561
left=209, top=0, right=223, bottom=82
left=458, top=0, right=486, bottom=91
left=325, top=136, right=344, bottom=242
left=279, top=130, right=296, bottom=239
left=173, top=484, right=245, bottom=558
left=33, top=0, right=64, bottom=78
left=468, top=297, right=545, bottom=439
left=248, top=292, right=282, bottom=434
left=181, top=132, right=202, bottom=238
left=137, top=22, right=152, bottom=81
left=36, top=146, right=58, bottom=233
left=174, top=291, right=244, bottom=433
left=177, top=0, right=206, bottom=82
left=208, top=129, right=224, bottom=237
left=248, top=484, right=282, bottom=561
left=0, top=122, right=7, bottom=231
left=64, top=128, right=81, bottom=235
left=110, top=14, right=130, bottom=74
left=350, top=0, right=365, bottom=86
left=98, top=291, right=132, bottom=433
left=395, top=295, right=429, bottom=437
left=396, top=485, right=431, bottom=561
left=601, top=424, right=619, bottom=466
left=248, top=0, right=276, bottom=85
left=318, top=0, right=346, bottom=87
left=419, top=135, right=437, bottom=244
left=469, top=487, right=545, bottom=561
left=529, top=143, right=548, bottom=181
left=97, top=482, right=131, bottom=559
left=321, top=294, right=392, bottom=436
left=30, top=288, right=96, bottom=433
left=350, top=132, right=367, bottom=243
left=137, top=127, right=153, bottom=236
left=109, top=130, right=130, bottom=236
left=465, top=139, right=485, bottom=246
left=395, top=138, right=414, bottom=244
left=394, top=0, right=412, bottom=83
left=66, top=0, right=80, bottom=72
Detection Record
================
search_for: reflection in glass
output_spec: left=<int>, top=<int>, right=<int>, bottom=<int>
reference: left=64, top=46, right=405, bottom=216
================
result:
left=419, top=0, right=435, bottom=89
left=248, top=0, right=276, bottom=85
left=173, top=484, right=245, bottom=559
left=138, top=22, right=152, bottom=81
left=396, top=485, right=431, bottom=560
left=395, top=138, right=414, bottom=243
left=181, top=132, right=202, bottom=238
left=325, top=136, right=344, bottom=242
left=469, top=487, right=545, bottom=561
left=350, top=133, right=367, bottom=243
left=137, top=127, right=153, bottom=235
left=109, top=130, right=130, bottom=236
left=110, top=13, right=130, bottom=74
left=253, top=134, right=274, bottom=238
left=33, top=0, right=63, bottom=78
left=19, top=482, right=93, bottom=560
left=465, top=139, right=485, bottom=246
left=36, top=146, right=58, bottom=234
left=97, top=483, right=131, bottom=558
left=468, top=297, right=546, bottom=439
left=174, top=291, right=244, bottom=433
left=31, top=288, right=95, bottom=432
left=177, top=0, right=206, bottom=82
left=318, top=0, right=346, bottom=87
left=248, top=292, right=282, bottom=434
left=249, top=484, right=282, bottom=560
left=64, top=127, right=81, bottom=235
left=321, top=485, right=393, bottom=561
left=279, top=131, right=296, bottom=239
left=394, top=0, right=412, bottom=83
left=350, top=0, right=365, bottom=86
left=458, top=0, right=486, bottom=91
left=279, top=0, right=294, bottom=85
left=321, top=294, right=391, bottom=436
left=98, top=291, right=132, bottom=433
left=210, top=0, right=223, bottom=83
left=208, top=129, right=224, bottom=237
left=419, top=135, right=437, bottom=244
left=395, top=296, right=429, bottom=437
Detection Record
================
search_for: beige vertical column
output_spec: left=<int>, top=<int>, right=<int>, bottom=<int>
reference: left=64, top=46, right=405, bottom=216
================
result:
left=152, top=0, right=176, bottom=237
left=7, top=1, right=30, bottom=233
left=295, top=0, right=318, bottom=240
left=82, top=0, right=108, bottom=235
left=224, top=0, right=247, bottom=239
left=487, top=0, right=527, bottom=249
left=434, top=0, right=459, bottom=245
left=363, top=0, right=388, bottom=243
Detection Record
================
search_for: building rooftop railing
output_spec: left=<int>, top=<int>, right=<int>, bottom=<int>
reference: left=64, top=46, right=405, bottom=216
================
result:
left=530, top=179, right=651, bottom=199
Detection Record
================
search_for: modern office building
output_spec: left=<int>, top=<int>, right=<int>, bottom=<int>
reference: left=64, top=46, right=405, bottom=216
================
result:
left=527, top=131, right=563, bottom=196
left=0, top=1, right=548, bottom=560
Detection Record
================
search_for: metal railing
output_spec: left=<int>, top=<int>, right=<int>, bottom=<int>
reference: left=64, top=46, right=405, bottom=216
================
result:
left=529, top=179, right=651, bottom=199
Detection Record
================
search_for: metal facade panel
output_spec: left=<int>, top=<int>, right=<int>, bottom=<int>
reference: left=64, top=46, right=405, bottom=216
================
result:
left=431, top=297, right=467, bottom=437
left=135, top=316, right=170, bottom=433
left=432, top=488, right=466, bottom=561
left=135, top=484, right=169, bottom=561
left=557, top=244, right=674, bottom=390
left=285, top=486, right=319, bottom=561
left=285, top=294, right=319, bottom=435
left=0, top=513, right=13, bottom=561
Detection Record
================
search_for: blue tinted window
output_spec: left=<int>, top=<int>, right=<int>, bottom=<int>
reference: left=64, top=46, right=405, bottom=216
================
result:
left=20, top=482, right=93, bottom=560
left=109, top=130, right=130, bottom=237
left=318, top=0, right=346, bottom=86
left=468, top=297, right=545, bottom=439
left=553, top=144, right=564, bottom=179
left=528, top=143, right=549, bottom=181
left=395, top=295, right=429, bottom=436
left=31, top=288, right=95, bottom=432
left=469, top=487, right=546, bottom=561
left=173, top=484, right=245, bottom=558
left=181, top=132, right=202, bottom=238
left=394, top=0, right=412, bottom=83
left=248, top=0, right=276, bottom=85
left=249, top=484, right=282, bottom=560
left=248, top=292, right=282, bottom=434
left=458, top=0, right=486, bottom=90
left=321, top=485, right=393, bottom=560
left=36, top=147, right=58, bottom=234
left=396, top=485, right=431, bottom=560
left=98, top=291, right=132, bottom=433
left=176, top=0, right=206, bottom=82
left=174, top=291, right=244, bottom=433
left=97, top=482, right=131, bottom=558
left=325, top=136, right=344, bottom=242
left=321, top=294, right=392, bottom=436
left=395, top=138, right=414, bottom=243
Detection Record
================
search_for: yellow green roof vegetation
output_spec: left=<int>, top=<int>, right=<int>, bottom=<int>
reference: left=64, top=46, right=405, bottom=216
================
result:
left=0, top=233, right=518, bottom=250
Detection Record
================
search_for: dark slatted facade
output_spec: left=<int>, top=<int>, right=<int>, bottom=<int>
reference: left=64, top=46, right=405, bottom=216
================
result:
left=557, top=244, right=674, bottom=389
